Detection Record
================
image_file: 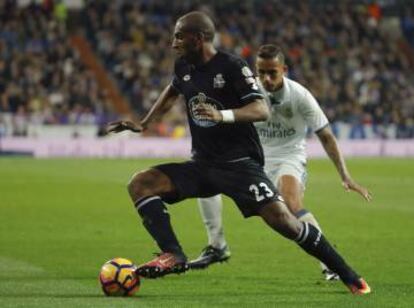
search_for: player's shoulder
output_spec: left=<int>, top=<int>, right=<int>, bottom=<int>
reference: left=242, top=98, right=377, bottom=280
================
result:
left=284, top=77, right=309, bottom=95
left=174, top=57, right=191, bottom=77
left=284, top=77, right=315, bottom=102
left=216, top=51, right=251, bottom=73
left=216, top=50, right=244, bottom=63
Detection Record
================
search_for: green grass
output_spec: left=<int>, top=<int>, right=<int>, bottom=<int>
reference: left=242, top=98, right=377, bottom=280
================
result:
left=0, top=158, right=413, bottom=307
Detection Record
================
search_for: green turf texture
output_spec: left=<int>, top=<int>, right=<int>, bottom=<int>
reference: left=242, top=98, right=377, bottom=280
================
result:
left=0, top=158, right=413, bottom=307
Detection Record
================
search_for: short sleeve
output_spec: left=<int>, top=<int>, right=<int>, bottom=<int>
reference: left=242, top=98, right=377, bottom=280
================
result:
left=298, top=89, right=329, bottom=132
left=171, top=74, right=182, bottom=93
left=171, top=58, right=187, bottom=94
left=228, top=59, right=265, bottom=105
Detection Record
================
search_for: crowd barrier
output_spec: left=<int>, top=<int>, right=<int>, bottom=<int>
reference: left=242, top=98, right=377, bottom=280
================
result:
left=1, top=137, right=413, bottom=158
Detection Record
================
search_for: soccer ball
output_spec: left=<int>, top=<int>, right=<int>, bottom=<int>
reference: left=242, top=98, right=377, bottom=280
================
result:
left=99, top=257, right=140, bottom=296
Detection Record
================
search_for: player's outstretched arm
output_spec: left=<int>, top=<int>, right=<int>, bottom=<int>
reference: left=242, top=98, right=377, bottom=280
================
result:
left=194, top=98, right=270, bottom=123
left=316, top=126, right=372, bottom=202
left=107, top=84, right=179, bottom=134
left=107, top=120, right=143, bottom=133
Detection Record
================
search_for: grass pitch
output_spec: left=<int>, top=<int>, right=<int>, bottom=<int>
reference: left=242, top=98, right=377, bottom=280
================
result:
left=0, top=157, right=413, bottom=307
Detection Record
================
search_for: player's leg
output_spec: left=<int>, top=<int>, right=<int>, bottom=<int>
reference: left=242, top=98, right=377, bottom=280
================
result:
left=278, top=174, right=338, bottom=280
left=269, top=162, right=322, bottom=230
left=128, top=161, right=215, bottom=278
left=189, top=196, right=231, bottom=269
left=128, top=168, right=182, bottom=254
left=198, top=195, right=227, bottom=250
left=258, top=202, right=370, bottom=294
left=225, top=160, right=369, bottom=294
left=128, top=167, right=187, bottom=277
left=277, top=175, right=311, bottom=225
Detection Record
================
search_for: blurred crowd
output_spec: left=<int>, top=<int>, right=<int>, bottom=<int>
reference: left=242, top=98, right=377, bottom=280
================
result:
left=1, top=0, right=413, bottom=138
left=81, top=0, right=414, bottom=138
left=0, top=1, right=114, bottom=137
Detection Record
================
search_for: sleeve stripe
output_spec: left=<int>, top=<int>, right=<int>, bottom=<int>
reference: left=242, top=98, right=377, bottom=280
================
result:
left=314, top=122, right=330, bottom=133
left=241, top=92, right=265, bottom=100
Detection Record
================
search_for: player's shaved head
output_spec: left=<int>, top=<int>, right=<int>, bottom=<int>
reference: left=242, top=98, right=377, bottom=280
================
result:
left=177, top=11, right=215, bottom=42
left=257, top=44, right=285, bottom=64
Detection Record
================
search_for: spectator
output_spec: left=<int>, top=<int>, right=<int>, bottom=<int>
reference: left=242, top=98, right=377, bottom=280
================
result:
left=0, top=0, right=413, bottom=139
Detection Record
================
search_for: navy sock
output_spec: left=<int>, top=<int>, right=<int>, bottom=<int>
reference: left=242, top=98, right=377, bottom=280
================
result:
left=135, top=196, right=184, bottom=257
left=296, top=222, right=359, bottom=283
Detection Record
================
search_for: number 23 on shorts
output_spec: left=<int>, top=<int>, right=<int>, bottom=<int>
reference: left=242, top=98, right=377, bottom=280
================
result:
left=249, top=182, right=274, bottom=202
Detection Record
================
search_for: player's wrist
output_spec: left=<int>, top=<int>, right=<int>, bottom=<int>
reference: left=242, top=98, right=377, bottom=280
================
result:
left=140, top=121, right=147, bottom=129
left=220, top=110, right=235, bottom=123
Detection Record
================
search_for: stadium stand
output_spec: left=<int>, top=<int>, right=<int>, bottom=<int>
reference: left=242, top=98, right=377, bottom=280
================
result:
left=0, top=0, right=413, bottom=139
left=0, top=0, right=117, bottom=137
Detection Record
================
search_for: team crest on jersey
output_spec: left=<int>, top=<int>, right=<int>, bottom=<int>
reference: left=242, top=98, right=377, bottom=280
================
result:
left=189, top=92, right=224, bottom=127
left=213, top=74, right=225, bottom=88
left=183, top=74, right=191, bottom=81
left=281, top=106, right=293, bottom=118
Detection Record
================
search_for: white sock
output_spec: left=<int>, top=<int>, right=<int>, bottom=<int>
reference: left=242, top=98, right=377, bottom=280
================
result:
left=198, top=195, right=227, bottom=249
left=298, top=211, right=329, bottom=272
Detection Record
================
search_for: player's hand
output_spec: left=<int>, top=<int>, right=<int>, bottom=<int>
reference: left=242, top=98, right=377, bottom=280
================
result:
left=106, top=120, right=144, bottom=133
left=342, top=177, right=372, bottom=202
left=193, top=103, right=222, bottom=122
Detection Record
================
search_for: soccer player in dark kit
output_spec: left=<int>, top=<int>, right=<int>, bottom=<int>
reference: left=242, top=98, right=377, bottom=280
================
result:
left=107, top=11, right=370, bottom=294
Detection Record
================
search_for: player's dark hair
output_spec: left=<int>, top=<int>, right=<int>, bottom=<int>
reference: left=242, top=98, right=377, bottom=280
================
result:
left=177, top=11, right=215, bottom=42
left=257, top=44, right=285, bottom=64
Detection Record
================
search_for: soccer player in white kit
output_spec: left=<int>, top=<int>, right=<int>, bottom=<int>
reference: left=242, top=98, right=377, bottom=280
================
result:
left=189, top=44, right=372, bottom=280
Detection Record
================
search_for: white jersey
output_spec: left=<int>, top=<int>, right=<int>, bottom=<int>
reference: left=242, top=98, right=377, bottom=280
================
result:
left=255, top=77, right=329, bottom=165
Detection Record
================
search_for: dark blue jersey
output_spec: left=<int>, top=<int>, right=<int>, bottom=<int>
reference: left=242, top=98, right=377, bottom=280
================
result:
left=171, top=51, right=266, bottom=165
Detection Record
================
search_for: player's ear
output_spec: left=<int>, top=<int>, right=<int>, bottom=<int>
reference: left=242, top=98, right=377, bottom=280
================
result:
left=195, top=32, right=205, bottom=44
left=254, top=63, right=259, bottom=74
left=283, top=65, right=288, bottom=73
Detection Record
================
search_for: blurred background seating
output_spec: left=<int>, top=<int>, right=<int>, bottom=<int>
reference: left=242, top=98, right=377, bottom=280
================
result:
left=0, top=0, right=413, bottom=139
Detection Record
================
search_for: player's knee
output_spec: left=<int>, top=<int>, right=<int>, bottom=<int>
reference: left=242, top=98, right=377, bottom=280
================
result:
left=273, top=210, right=294, bottom=229
left=259, top=202, right=289, bottom=225
left=127, top=170, right=156, bottom=199
left=274, top=214, right=301, bottom=239
left=259, top=202, right=301, bottom=239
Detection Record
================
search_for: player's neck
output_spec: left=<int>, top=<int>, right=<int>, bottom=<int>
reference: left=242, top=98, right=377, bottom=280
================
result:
left=272, top=80, right=284, bottom=93
left=193, top=45, right=217, bottom=66
left=203, top=45, right=217, bottom=62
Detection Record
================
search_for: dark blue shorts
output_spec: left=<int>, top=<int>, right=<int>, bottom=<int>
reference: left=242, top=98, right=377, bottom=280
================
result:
left=154, top=159, right=280, bottom=217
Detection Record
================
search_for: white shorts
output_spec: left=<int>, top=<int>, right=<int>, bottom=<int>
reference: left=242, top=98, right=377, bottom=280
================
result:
left=264, top=160, right=307, bottom=191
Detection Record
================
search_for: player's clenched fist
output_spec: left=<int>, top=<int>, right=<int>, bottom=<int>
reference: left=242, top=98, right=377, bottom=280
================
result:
left=193, top=103, right=222, bottom=122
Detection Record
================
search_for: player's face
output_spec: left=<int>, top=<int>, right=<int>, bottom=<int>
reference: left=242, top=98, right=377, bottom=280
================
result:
left=256, top=57, right=287, bottom=92
left=172, top=21, right=201, bottom=62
